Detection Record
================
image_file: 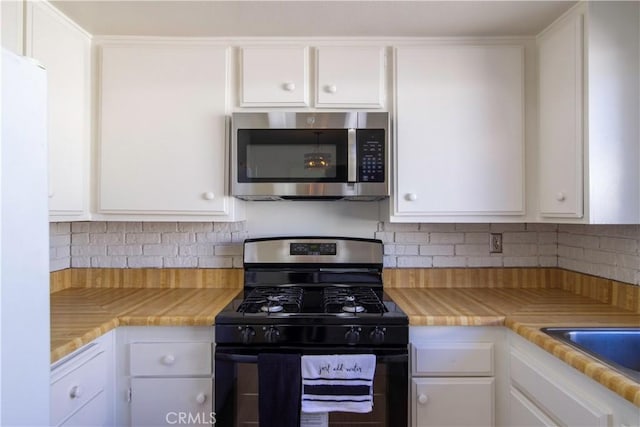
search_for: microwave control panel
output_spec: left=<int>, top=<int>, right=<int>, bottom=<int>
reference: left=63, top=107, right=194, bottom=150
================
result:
left=357, top=129, right=385, bottom=182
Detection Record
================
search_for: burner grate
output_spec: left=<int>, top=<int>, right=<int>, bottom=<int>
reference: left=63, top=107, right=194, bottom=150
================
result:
left=237, top=287, right=304, bottom=314
left=323, top=287, right=388, bottom=314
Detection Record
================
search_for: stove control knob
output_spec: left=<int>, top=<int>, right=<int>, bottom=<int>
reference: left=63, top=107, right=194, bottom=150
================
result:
left=345, top=327, right=361, bottom=345
left=240, top=326, right=256, bottom=344
left=265, top=326, right=281, bottom=344
left=369, top=327, right=386, bottom=345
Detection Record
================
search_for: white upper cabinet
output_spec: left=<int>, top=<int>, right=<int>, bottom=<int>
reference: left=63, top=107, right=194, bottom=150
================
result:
left=1, top=0, right=23, bottom=54
left=538, top=11, right=583, bottom=218
left=27, top=1, right=91, bottom=221
left=315, top=46, right=385, bottom=108
left=239, top=46, right=309, bottom=107
left=393, top=44, right=525, bottom=221
left=537, top=2, right=640, bottom=223
left=98, top=42, right=243, bottom=220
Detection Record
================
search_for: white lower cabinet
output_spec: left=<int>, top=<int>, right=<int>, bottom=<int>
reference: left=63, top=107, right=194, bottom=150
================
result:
left=410, top=327, right=507, bottom=427
left=50, top=331, right=115, bottom=427
left=116, top=326, right=215, bottom=427
left=508, top=331, right=639, bottom=427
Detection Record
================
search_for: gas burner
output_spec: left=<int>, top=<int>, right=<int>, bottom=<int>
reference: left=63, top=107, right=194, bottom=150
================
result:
left=237, top=287, right=303, bottom=314
left=324, top=287, right=387, bottom=314
left=341, top=295, right=365, bottom=313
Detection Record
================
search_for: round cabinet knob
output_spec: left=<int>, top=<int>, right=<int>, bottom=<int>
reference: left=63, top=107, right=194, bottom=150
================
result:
left=48, top=191, right=55, bottom=199
left=283, top=82, right=296, bottom=92
left=203, top=192, right=215, bottom=200
left=325, top=84, right=337, bottom=94
left=240, top=326, right=256, bottom=345
left=345, top=327, right=361, bottom=345
left=405, top=193, right=418, bottom=202
left=264, top=326, right=281, bottom=344
left=418, top=394, right=429, bottom=405
left=196, top=393, right=207, bottom=404
left=69, top=385, right=82, bottom=399
left=556, top=192, right=566, bottom=202
left=162, top=354, right=176, bottom=365
left=369, top=327, right=385, bottom=345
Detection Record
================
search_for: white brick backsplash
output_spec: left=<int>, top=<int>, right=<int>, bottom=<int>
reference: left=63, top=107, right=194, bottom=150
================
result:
left=455, top=244, right=489, bottom=256
left=214, top=244, right=243, bottom=256
left=164, top=257, right=198, bottom=268
left=127, top=256, right=163, bottom=268
left=419, top=245, right=454, bottom=256
left=91, top=256, right=127, bottom=268
left=143, top=244, right=178, bottom=256
left=395, top=232, right=429, bottom=243
left=384, top=245, right=419, bottom=256
left=126, top=233, right=161, bottom=244
left=432, top=256, right=467, bottom=267
left=108, top=245, right=143, bottom=256
left=397, top=256, right=433, bottom=268
left=430, top=233, right=464, bottom=244
left=198, top=256, right=233, bottom=268
left=162, top=232, right=196, bottom=244
left=143, top=222, right=178, bottom=232
left=90, top=233, right=125, bottom=245
left=48, top=221, right=638, bottom=285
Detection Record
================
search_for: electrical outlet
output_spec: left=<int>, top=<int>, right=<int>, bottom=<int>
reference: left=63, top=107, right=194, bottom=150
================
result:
left=489, top=233, right=503, bottom=253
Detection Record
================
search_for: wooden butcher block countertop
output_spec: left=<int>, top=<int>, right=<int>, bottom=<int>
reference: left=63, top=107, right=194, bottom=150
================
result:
left=50, top=267, right=640, bottom=406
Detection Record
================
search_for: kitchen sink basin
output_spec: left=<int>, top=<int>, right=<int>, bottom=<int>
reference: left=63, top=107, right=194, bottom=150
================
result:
left=541, top=327, right=640, bottom=383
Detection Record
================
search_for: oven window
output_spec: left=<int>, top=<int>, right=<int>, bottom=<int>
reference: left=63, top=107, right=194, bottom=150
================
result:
left=237, top=129, right=348, bottom=182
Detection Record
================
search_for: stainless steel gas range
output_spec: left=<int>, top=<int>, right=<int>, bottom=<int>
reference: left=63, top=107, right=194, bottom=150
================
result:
left=214, top=237, right=409, bottom=427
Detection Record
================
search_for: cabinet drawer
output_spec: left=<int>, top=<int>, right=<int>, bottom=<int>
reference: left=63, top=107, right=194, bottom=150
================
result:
left=130, top=342, right=211, bottom=376
left=131, top=377, right=213, bottom=426
left=51, top=350, right=107, bottom=426
left=412, top=377, right=494, bottom=427
left=59, top=391, right=107, bottom=427
left=412, top=342, right=494, bottom=376
left=510, top=349, right=610, bottom=426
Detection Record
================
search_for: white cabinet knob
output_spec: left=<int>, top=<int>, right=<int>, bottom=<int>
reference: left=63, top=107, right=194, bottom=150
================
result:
left=69, top=385, right=82, bottom=399
left=325, top=84, right=337, bottom=94
left=162, top=354, right=176, bottom=365
left=418, top=393, right=428, bottom=405
left=203, top=192, right=215, bottom=200
left=48, top=191, right=55, bottom=199
left=196, top=393, right=207, bottom=404
left=405, top=193, right=418, bottom=202
left=283, top=82, right=296, bottom=92
left=556, top=192, right=566, bottom=202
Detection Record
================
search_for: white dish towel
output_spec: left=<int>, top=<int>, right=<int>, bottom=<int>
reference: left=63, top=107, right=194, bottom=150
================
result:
left=301, top=354, right=376, bottom=414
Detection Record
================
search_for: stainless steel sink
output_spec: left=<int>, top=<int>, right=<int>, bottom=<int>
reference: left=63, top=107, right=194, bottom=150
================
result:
left=541, top=327, right=640, bottom=382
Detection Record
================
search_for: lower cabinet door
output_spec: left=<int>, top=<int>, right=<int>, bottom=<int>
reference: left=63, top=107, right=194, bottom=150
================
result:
left=412, top=377, right=494, bottom=427
left=131, top=378, right=213, bottom=426
left=509, top=387, right=557, bottom=427
left=60, top=392, right=107, bottom=427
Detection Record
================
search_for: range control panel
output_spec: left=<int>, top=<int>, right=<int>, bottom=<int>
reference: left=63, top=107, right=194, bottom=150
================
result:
left=290, top=242, right=337, bottom=256
left=357, top=129, right=385, bottom=182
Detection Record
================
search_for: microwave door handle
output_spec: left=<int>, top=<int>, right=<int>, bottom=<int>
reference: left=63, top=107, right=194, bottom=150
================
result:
left=347, top=128, right=357, bottom=183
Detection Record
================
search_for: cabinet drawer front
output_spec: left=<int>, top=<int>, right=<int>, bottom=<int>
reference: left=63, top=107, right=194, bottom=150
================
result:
left=130, top=342, right=211, bottom=376
left=509, top=350, right=610, bottom=427
left=51, top=351, right=107, bottom=426
left=412, top=377, right=494, bottom=427
left=412, top=342, right=494, bottom=376
left=131, top=377, right=213, bottom=426
left=58, top=391, right=107, bottom=427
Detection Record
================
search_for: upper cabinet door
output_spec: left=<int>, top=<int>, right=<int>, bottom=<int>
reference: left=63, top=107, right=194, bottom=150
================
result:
left=538, top=12, right=584, bottom=218
left=27, top=1, right=91, bottom=220
left=240, top=46, right=309, bottom=107
left=315, top=46, right=385, bottom=108
left=99, top=43, right=234, bottom=217
left=393, top=45, right=525, bottom=219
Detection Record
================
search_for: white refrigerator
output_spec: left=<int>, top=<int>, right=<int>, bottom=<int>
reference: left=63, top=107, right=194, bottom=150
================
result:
left=1, top=48, right=50, bottom=425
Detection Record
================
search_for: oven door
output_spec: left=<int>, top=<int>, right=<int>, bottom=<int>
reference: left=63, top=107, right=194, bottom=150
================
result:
left=215, top=346, right=408, bottom=427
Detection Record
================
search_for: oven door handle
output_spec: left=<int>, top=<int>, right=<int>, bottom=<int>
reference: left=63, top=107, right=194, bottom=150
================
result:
left=215, top=352, right=407, bottom=364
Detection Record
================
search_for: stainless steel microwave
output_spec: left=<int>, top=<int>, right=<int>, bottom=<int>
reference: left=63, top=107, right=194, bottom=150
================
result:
left=231, top=112, right=389, bottom=201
